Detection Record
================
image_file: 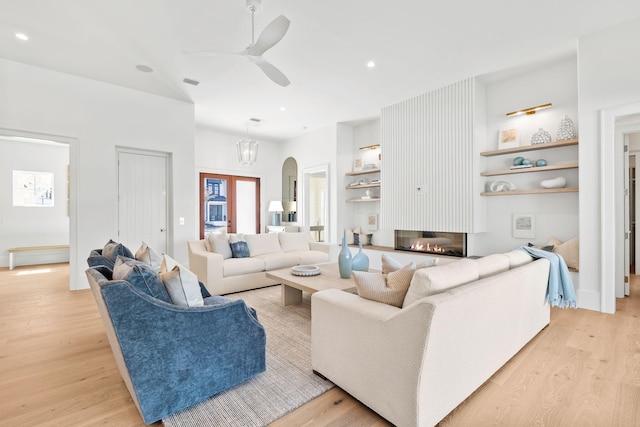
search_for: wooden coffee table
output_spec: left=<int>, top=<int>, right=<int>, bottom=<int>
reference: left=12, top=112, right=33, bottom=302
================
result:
left=266, top=263, right=357, bottom=306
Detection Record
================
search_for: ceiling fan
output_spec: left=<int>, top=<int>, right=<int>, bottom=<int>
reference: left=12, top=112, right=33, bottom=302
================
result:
left=187, top=0, right=291, bottom=87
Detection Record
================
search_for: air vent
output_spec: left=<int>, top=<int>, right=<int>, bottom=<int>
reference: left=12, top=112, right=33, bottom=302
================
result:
left=249, top=117, right=262, bottom=123
left=182, top=77, right=200, bottom=86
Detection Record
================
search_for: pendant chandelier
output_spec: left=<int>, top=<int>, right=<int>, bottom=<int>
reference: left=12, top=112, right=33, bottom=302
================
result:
left=237, top=138, right=259, bottom=165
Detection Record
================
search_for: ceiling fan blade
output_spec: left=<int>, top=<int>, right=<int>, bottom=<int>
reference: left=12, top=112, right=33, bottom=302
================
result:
left=254, top=58, right=290, bottom=87
left=182, top=50, right=244, bottom=57
left=247, top=15, right=290, bottom=56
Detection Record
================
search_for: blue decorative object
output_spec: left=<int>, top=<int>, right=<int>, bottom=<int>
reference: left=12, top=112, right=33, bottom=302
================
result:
left=522, top=159, right=532, bottom=165
left=351, top=242, right=369, bottom=272
left=513, top=156, right=524, bottom=166
left=339, top=231, right=352, bottom=279
left=535, top=159, right=547, bottom=167
left=230, top=241, right=250, bottom=258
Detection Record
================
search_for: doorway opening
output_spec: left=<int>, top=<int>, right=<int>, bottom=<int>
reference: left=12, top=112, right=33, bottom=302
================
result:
left=0, top=127, right=77, bottom=290
left=199, top=173, right=261, bottom=238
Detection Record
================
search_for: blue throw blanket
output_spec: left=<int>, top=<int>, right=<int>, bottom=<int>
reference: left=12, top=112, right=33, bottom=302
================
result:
left=518, top=246, right=578, bottom=308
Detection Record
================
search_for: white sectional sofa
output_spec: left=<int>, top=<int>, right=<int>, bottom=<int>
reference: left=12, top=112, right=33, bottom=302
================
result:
left=188, top=232, right=338, bottom=295
left=312, top=250, right=551, bottom=427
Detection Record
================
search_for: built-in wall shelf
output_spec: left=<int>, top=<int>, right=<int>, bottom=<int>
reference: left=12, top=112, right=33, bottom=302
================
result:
left=480, top=139, right=578, bottom=157
left=346, top=183, right=381, bottom=189
left=481, top=162, right=579, bottom=177
left=346, top=197, right=381, bottom=202
left=345, top=168, right=380, bottom=176
left=481, top=187, right=579, bottom=196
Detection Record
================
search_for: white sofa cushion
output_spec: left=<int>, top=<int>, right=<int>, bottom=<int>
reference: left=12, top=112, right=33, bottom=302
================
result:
left=402, top=258, right=479, bottom=307
left=382, top=253, right=437, bottom=274
left=504, top=250, right=533, bottom=269
left=353, top=263, right=416, bottom=307
left=254, top=252, right=300, bottom=270
left=293, top=250, right=330, bottom=265
left=475, top=254, right=510, bottom=279
left=223, top=257, right=266, bottom=277
left=245, top=233, right=282, bottom=257
left=278, top=232, right=312, bottom=252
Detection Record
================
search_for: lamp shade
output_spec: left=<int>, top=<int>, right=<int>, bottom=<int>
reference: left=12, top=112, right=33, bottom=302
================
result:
left=237, top=139, right=259, bottom=165
left=268, top=201, right=284, bottom=212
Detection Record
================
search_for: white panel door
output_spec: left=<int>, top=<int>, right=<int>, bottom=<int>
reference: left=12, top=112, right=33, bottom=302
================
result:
left=118, top=150, right=168, bottom=254
left=235, top=180, right=257, bottom=234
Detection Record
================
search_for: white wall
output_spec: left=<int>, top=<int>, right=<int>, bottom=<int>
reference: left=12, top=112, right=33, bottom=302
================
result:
left=281, top=125, right=342, bottom=242
left=578, top=16, right=640, bottom=311
left=472, top=57, right=579, bottom=256
left=0, top=140, right=70, bottom=265
left=0, top=59, right=195, bottom=289
left=194, top=127, right=281, bottom=232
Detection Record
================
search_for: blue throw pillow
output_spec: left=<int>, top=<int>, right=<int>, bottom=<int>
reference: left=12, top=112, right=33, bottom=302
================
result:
left=113, top=256, right=172, bottom=303
left=230, top=241, right=250, bottom=258
left=102, top=239, right=134, bottom=262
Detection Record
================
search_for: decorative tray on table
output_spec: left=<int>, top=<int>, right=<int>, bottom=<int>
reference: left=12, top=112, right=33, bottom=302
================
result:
left=290, top=265, right=321, bottom=277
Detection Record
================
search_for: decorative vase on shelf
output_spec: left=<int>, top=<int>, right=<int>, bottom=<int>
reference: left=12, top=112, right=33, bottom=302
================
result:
left=556, top=115, right=577, bottom=141
left=338, top=232, right=353, bottom=278
left=351, top=242, right=369, bottom=272
left=531, top=128, right=552, bottom=145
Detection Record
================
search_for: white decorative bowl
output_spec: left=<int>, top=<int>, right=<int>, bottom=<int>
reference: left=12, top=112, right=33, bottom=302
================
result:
left=291, top=265, right=321, bottom=277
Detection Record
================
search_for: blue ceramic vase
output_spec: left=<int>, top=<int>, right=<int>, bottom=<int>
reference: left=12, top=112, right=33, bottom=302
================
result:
left=338, top=232, right=352, bottom=278
left=351, top=242, right=369, bottom=272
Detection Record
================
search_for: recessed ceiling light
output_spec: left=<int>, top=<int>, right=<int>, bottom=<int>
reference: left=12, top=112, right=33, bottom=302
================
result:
left=182, top=77, right=200, bottom=86
left=366, top=60, right=376, bottom=68
left=280, top=107, right=286, bottom=111
left=135, top=64, right=153, bottom=73
left=15, top=33, right=29, bottom=41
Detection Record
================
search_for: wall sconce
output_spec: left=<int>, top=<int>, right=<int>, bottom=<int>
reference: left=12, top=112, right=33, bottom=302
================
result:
left=359, top=144, right=380, bottom=150
left=237, top=139, right=259, bottom=165
left=505, top=103, right=552, bottom=117
left=268, top=200, right=284, bottom=226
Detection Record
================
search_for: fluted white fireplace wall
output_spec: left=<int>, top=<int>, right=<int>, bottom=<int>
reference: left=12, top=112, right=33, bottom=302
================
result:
left=380, top=77, right=486, bottom=233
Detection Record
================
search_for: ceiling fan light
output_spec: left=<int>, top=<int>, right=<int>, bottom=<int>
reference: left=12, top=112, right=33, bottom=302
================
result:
left=237, top=139, right=259, bottom=165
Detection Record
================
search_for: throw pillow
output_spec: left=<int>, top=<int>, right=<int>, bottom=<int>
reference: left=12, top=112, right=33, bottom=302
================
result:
left=134, top=241, right=163, bottom=272
left=159, top=264, right=204, bottom=307
left=344, top=227, right=361, bottom=245
left=102, top=239, right=134, bottom=262
left=402, top=258, right=479, bottom=308
left=527, top=242, right=554, bottom=252
left=112, top=256, right=172, bottom=303
left=548, top=236, right=579, bottom=271
left=207, top=233, right=232, bottom=259
left=230, top=241, right=250, bottom=258
left=353, top=263, right=416, bottom=307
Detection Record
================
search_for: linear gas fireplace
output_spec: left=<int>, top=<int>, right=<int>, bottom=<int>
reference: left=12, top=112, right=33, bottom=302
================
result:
left=394, top=230, right=467, bottom=258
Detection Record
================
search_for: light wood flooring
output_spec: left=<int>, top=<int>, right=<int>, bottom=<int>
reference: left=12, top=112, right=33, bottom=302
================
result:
left=1, top=263, right=639, bottom=426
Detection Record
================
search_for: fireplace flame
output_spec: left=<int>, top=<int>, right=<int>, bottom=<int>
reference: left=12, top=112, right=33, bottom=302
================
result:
left=411, top=242, right=445, bottom=253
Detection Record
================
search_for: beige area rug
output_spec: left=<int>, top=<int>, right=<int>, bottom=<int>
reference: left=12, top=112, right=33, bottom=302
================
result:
left=162, top=285, right=334, bottom=427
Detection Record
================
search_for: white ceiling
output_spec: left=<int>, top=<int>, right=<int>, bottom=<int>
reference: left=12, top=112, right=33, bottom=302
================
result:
left=2, top=0, right=640, bottom=142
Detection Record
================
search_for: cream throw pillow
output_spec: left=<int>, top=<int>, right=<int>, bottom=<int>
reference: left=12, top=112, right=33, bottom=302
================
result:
left=353, top=263, right=416, bottom=307
left=207, top=233, right=232, bottom=259
left=344, top=227, right=361, bottom=245
left=159, top=254, right=203, bottom=307
left=134, top=241, right=163, bottom=272
left=549, top=236, right=579, bottom=271
left=402, top=258, right=479, bottom=308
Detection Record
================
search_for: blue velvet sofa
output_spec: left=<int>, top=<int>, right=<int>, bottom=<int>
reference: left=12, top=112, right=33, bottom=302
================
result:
left=86, top=265, right=267, bottom=424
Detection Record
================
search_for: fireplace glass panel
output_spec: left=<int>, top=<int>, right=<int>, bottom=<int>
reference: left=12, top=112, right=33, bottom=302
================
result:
left=394, top=230, right=467, bottom=257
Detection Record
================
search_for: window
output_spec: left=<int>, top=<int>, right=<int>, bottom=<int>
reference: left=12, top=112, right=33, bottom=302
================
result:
left=13, top=170, right=54, bottom=207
